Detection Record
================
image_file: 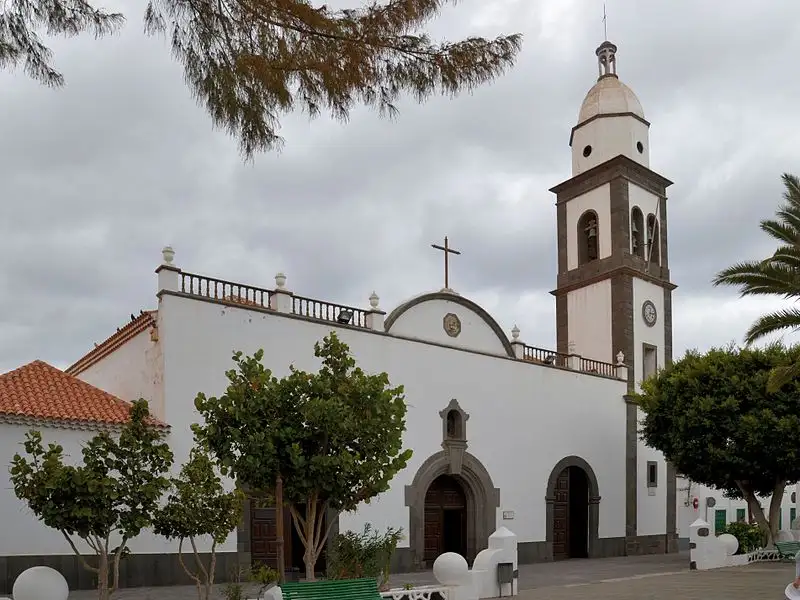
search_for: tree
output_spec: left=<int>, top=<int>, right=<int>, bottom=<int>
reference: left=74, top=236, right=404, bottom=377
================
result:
left=2, top=0, right=522, bottom=160
left=153, top=447, right=245, bottom=600
left=192, top=332, right=412, bottom=580
left=634, top=344, right=800, bottom=546
left=713, top=173, right=800, bottom=391
left=0, top=0, right=124, bottom=86
left=9, top=399, right=173, bottom=600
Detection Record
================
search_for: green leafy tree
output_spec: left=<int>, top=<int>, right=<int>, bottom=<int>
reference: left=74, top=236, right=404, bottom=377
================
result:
left=4, top=0, right=522, bottom=160
left=193, top=332, right=412, bottom=580
left=635, top=344, right=800, bottom=546
left=713, top=173, right=800, bottom=391
left=153, top=447, right=245, bottom=600
left=9, top=399, right=173, bottom=600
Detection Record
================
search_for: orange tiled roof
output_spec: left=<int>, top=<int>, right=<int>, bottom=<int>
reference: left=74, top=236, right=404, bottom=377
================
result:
left=66, top=311, right=157, bottom=376
left=0, top=360, right=168, bottom=430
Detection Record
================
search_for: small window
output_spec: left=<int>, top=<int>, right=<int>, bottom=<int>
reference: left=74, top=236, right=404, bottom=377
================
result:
left=583, top=145, right=592, bottom=157
left=643, top=344, right=658, bottom=381
left=791, top=508, right=797, bottom=528
left=577, top=210, right=599, bottom=265
left=636, top=141, right=644, bottom=154
left=646, top=461, right=658, bottom=487
left=630, top=207, right=644, bottom=257
left=646, top=214, right=660, bottom=265
left=736, top=508, right=746, bottom=523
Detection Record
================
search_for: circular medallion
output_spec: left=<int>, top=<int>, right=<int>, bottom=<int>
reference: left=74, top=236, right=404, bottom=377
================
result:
left=642, top=300, right=658, bottom=327
left=443, top=313, right=462, bottom=338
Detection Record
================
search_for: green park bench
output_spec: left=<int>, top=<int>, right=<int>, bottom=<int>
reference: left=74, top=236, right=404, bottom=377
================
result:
left=281, top=577, right=382, bottom=600
left=774, top=540, right=800, bottom=561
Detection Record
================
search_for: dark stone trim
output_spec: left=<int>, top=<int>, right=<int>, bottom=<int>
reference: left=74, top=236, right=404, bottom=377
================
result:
left=544, top=456, right=601, bottom=561
left=557, top=202, right=567, bottom=274
left=609, top=178, right=630, bottom=256
left=550, top=154, right=672, bottom=200
left=551, top=253, right=675, bottom=293
left=555, top=294, right=568, bottom=355
left=569, top=112, right=651, bottom=145
left=663, top=285, right=677, bottom=545
left=384, top=292, right=515, bottom=358
left=0, top=551, right=240, bottom=594
left=404, top=451, right=500, bottom=569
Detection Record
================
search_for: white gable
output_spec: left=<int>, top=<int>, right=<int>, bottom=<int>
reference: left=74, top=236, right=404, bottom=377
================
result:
left=384, top=291, right=513, bottom=357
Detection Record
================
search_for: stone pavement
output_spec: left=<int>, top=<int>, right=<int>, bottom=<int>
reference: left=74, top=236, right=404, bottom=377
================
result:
left=66, top=553, right=797, bottom=599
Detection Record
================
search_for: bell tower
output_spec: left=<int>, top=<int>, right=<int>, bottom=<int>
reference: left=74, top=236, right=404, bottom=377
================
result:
left=549, top=41, right=679, bottom=556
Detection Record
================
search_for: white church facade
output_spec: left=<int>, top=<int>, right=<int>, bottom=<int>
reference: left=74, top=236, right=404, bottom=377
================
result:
left=1, top=41, right=681, bottom=592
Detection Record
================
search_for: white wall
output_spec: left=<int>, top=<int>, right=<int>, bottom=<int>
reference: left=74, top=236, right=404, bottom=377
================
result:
left=633, top=278, right=667, bottom=536
left=566, top=184, right=612, bottom=270
left=76, top=327, right=165, bottom=421
left=157, top=293, right=630, bottom=547
left=0, top=423, right=175, bottom=556
left=571, top=116, right=650, bottom=175
left=628, top=185, right=662, bottom=266
left=566, top=280, right=612, bottom=362
left=676, top=478, right=798, bottom=538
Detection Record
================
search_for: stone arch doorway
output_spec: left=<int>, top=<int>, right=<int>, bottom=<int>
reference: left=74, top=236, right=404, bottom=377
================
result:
left=424, top=475, right=467, bottom=562
left=545, top=456, right=601, bottom=561
left=405, top=451, right=500, bottom=569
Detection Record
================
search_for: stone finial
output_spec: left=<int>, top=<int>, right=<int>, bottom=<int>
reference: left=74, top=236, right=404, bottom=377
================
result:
left=369, top=291, right=380, bottom=309
left=161, top=245, right=175, bottom=265
left=275, top=272, right=287, bottom=289
left=511, top=324, right=520, bottom=341
left=616, top=351, right=625, bottom=365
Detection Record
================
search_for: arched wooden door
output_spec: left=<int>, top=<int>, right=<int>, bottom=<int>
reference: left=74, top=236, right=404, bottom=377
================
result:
left=424, top=475, right=467, bottom=563
left=552, top=466, right=589, bottom=560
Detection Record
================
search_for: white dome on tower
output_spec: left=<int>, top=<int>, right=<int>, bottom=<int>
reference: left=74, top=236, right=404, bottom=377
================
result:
left=569, top=40, right=650, bottom=176
left=578, top=76, right=644, bottom=125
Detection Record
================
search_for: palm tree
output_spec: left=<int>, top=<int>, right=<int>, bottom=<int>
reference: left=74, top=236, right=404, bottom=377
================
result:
left=712, top=173, right=800, bottom=391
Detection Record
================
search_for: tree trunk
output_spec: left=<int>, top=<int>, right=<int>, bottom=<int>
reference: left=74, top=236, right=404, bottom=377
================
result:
left=276, top=474, right=285, bottom=584
left=205, top=541, right=217, bottom=600
left=97, top=551, right=110, bottom=600
left=736, top=480, right=786, bottom=547
left=303, top=499, right=318, bottom=581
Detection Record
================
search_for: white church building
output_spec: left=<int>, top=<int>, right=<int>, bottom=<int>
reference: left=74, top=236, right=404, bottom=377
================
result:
left=1, top=41, right=681, bottom=592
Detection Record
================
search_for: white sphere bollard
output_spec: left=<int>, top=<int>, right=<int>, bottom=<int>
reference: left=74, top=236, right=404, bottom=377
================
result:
left=432, top=552, right=470, bottom=586
left=12, top=566, right=69, bottom=600
left=718, top=533, right=739, bottom=556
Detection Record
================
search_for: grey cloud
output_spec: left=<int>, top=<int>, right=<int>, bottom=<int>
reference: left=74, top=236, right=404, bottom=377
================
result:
left=2, top=0, right=800, bottom=372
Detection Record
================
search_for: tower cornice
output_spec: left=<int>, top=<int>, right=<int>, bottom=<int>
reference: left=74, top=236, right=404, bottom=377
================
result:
left=550, top=154, right=673, bottom=202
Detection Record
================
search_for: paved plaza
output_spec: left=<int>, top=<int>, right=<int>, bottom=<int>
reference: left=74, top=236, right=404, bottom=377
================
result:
left=64, top=551, right=798, bottom=599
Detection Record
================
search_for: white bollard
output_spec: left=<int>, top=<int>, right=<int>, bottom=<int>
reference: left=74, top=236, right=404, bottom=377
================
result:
left=785, top=551, right=800, bottom=598
left=12, top=566, right=69, bottom=600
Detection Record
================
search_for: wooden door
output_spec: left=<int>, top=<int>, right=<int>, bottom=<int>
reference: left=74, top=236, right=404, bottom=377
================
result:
left=552, top=469, right=570, bottom=560
left=424, top=507, right=443, bottom=562
left=250, top=505, right=292, bottom=570
left=424, top=476, right=466, bottom=563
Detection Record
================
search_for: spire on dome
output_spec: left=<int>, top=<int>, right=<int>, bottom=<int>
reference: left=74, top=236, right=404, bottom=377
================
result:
left=595, top=41, right=617, bottom=79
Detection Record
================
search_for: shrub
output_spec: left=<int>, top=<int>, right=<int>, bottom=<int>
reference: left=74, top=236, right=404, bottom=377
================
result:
left=720, top=521, right=764, bottom=553
left=326, top=524, right=404, bottom=587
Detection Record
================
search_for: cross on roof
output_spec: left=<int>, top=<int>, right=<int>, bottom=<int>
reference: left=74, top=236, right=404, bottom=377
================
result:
left=431, top=236, right=461, bottom=290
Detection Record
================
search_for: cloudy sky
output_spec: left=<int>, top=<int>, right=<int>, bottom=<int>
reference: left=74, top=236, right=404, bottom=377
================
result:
left=1, top=0, right=799, bottom=373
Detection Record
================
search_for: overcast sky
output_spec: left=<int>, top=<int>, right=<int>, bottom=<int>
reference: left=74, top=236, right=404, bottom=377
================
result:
left=1, top=0, right=799, bottom=373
